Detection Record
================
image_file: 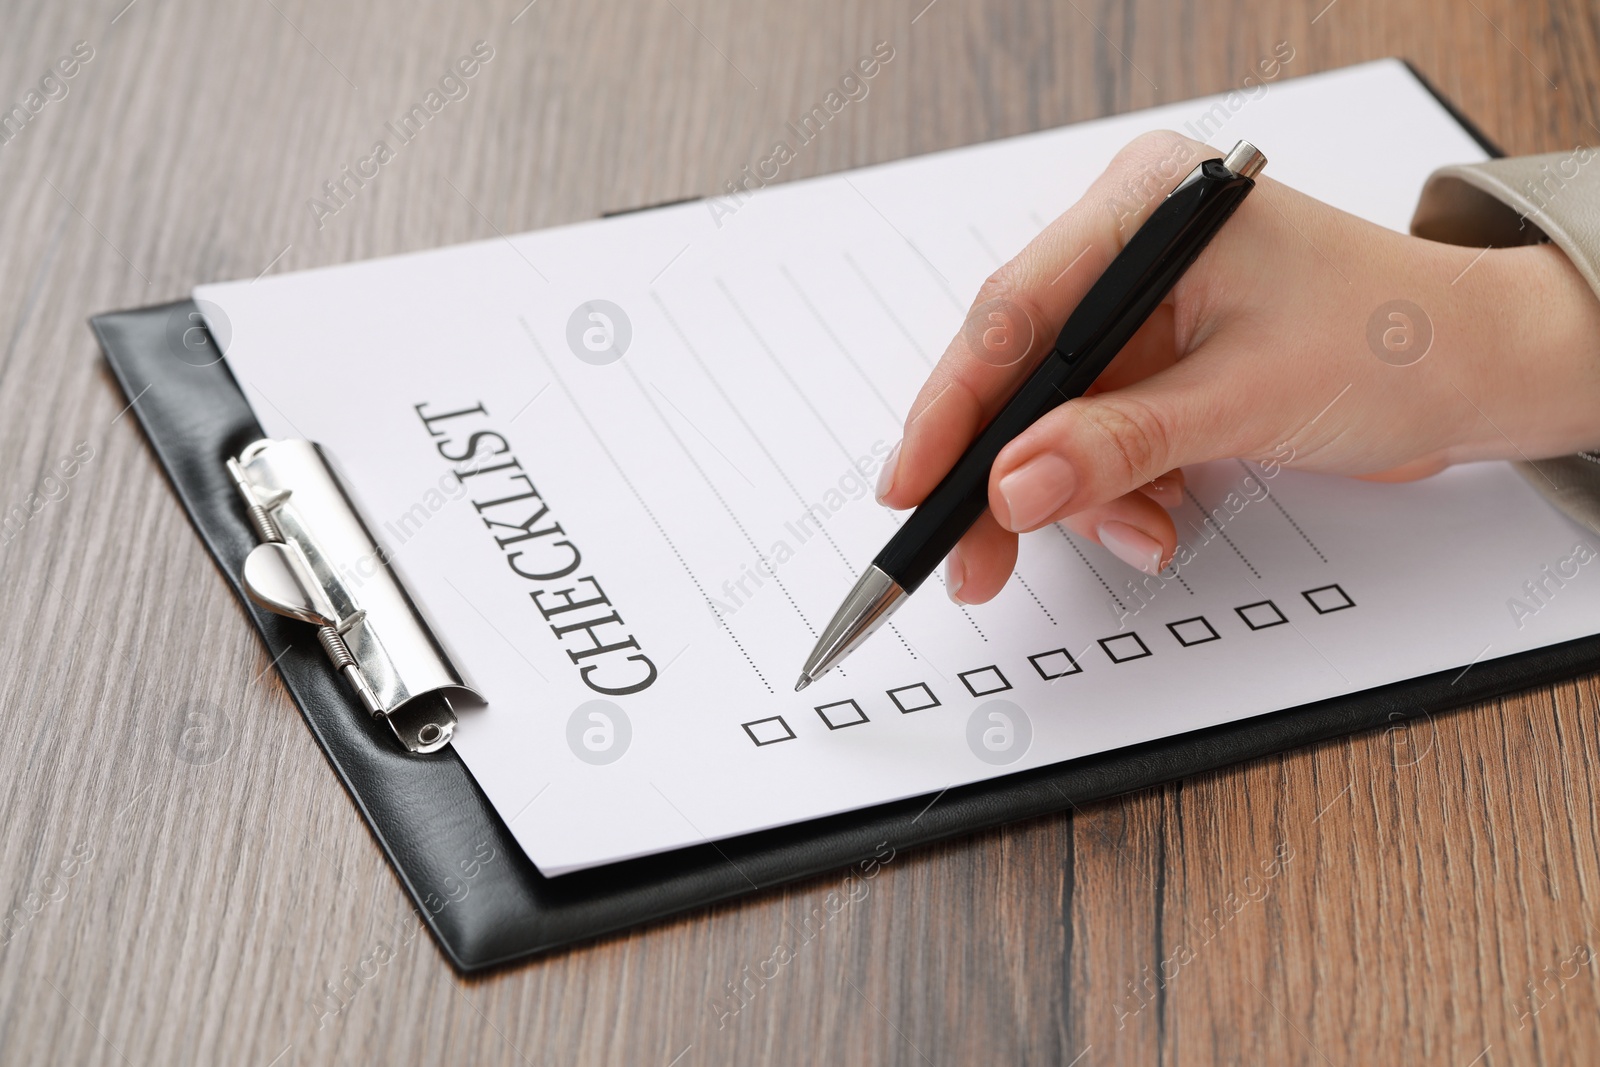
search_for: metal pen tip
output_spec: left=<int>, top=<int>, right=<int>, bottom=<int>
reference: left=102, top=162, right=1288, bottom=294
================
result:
left=796, top=565, right=908, bottom=692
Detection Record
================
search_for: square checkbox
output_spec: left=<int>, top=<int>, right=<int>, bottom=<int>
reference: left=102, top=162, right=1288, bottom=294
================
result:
left=1098, top=632, right=1152, bottom=664
left=1303, top=583, right=1355, bottom=614
left=887, top=683, right=940, bottom=714
left=958, top=665, right=1011, bottom=697
left=1028, top=648, right=1082, bottom=681
left=815, top=699, right=869, bottom=730
left=1167, top=616, right=1220, bottom=647
left=1236, top=600, right=1287, bottom=630
left=742, top=715, right=795, bottom=746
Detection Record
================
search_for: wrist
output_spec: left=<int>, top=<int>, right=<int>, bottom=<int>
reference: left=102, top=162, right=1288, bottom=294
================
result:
left=1450, top=241, right=1600, bottom=460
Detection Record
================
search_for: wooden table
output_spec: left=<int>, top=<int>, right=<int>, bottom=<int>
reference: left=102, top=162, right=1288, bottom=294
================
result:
left=3, top=0, right=1597, bottom=1062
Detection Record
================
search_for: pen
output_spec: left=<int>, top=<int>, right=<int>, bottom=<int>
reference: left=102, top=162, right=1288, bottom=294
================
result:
left=796, top=139, right=1267, bottom=691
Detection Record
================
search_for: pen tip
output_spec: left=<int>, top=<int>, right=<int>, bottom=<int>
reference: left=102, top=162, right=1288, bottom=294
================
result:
left=794, top=674, right=811, bottom=693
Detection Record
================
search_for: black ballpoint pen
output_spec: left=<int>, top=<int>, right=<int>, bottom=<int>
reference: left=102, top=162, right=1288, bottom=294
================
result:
left=796, top=139, right=1267, bottom=691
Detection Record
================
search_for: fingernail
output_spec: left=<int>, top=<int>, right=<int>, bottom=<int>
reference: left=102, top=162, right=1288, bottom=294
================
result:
left=997, top=453, right=1076, bottom=530
left=945, top=548, right=967, bottom=603
left=875, top=441, right=901, bottom=504
left=1097, top=520, right=1163, bottom=574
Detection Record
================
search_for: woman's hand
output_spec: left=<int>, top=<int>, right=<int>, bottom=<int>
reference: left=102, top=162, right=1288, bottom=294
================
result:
left=874, top=131, right=1600, bottom=604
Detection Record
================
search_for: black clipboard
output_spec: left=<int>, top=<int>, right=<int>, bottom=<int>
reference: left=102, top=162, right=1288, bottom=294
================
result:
left=91, top=62, right=1600, bottom=974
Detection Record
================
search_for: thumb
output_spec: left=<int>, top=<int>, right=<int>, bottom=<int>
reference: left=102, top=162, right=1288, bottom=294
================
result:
left=985, top=354, right=1250, bottom=532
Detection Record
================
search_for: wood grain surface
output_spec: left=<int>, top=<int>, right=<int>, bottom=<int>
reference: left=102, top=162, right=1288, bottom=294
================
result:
left=2, top=0, right=1598, bottom=1063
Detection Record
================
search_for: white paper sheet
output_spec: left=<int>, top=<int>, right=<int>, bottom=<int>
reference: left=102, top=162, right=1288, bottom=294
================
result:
left=198, top=60, right=1600, bottom=874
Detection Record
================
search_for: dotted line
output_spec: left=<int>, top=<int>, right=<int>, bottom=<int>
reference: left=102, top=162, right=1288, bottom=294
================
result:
left=876, top=502, right=985, bottom=643
left=1264, top=491, right=1328, bottom=563
left=719, top=277, right=984, bottom=647
left=519, top=317, right=771, bottom=692
left=1015, top=573, right=1057, bottom=625
left=931, top=567, right=988, bottom=640
left=625, top=361, right=816, bottom=639
left=1054, top=524, right=1124, bottom=611
left=652, top=291, right=861, bottom=580
left=657, top=290, right=916, bottom=665
left=1237, top=460, right=1327, bottom=563
left=1184, top=487, right=1261, bottom=580
left=712, top=610, right=770, bottom=691
left=962, top=605, right=987, bottom=642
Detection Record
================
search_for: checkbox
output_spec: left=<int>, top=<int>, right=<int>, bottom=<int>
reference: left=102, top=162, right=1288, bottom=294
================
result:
left=887, top=683, right=940, bottom=714
left=958, top=665, right=1011, bottom=697
left=742, top=716, right=795, bottom=746
left=815, top=699, right=869, bottom=730
left=1098, top=632, right=1152, bottom=664
left=1028, top=648, right=1082, bottom=681
left=1236, top=600, right=1287, bottom=630
left=1303, top=583, right=1355, bottom=614
left=1167, top=616, right=1220, bottom=647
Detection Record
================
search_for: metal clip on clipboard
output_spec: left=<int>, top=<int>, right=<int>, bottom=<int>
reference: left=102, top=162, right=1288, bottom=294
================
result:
left=226, top=438, right=481, bottom=754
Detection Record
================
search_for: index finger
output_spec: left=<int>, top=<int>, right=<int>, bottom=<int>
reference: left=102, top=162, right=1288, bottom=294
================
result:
left=876, top=130, right=1213, bottom=510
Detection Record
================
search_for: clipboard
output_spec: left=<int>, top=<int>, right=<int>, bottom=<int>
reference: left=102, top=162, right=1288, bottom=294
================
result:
left=90, top=63, right=1600, bottom=973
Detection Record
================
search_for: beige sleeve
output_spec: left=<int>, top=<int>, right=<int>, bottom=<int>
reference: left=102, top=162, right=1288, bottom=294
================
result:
left=1410, top=150, right=1600, bottom=530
